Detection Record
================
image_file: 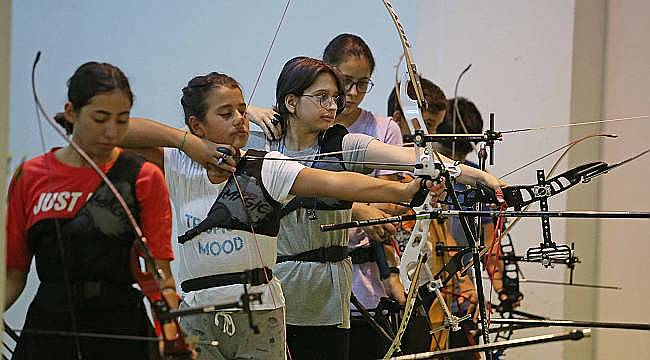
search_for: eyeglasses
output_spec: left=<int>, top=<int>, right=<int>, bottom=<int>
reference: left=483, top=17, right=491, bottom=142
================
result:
left=302, top=93, right=345, bottom=110
left=344, top=79, right=374, bottom=94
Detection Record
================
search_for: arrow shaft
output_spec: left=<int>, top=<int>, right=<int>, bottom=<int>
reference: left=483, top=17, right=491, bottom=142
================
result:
left=389, top=329, right=590, bottom=359
left=490, top=319, right=650, bottom=331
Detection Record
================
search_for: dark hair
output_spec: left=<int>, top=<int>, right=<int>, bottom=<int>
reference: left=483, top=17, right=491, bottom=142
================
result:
left=322, top=33, right=375, bottom=74
left=56, top=62, right=133, bottom=135
left=437, top=97, right=483, bottom=156
left=387, top=77, right=447, bottom=116
left=275, top=56, right=346, bottom=128
left=180, top=72, right=242, bottom=127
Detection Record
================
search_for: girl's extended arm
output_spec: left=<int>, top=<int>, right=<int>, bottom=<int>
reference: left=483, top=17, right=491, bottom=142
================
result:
left=290, top=167, right=431, bottom=204
left=362, top=138, right=505, bottom=194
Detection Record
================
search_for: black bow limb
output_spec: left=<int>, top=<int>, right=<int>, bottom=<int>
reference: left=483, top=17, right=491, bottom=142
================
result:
left=440, top=161, right=606, bottom=210
left=441, top=149, right=650, bottom=210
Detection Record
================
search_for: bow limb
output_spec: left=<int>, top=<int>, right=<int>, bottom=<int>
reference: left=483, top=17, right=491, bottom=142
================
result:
left=30, top=53, right=83, bottom=359
left=491, top=133, right=620, bottom=302
left=31, top=52, right=193, bottom=359
left=384, top=253, right=427, bottom=359
left=500, top=132, right=618, bottom=180
left=383, top=1, right=442, bottom=355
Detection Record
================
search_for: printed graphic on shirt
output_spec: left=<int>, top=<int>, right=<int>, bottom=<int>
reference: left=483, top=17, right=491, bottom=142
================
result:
left=32, top=191, right=91, bottom=215
left=196, top=236, right=245, bottom=257
left=164, top=148, right=299, bottom=282
left=217, top=174, right=275, bottom=224
left=183, top=212, right=246, bottom=257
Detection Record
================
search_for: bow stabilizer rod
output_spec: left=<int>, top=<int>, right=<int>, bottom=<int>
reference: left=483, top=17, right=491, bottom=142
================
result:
left=321, top=209, right=650, bottom=232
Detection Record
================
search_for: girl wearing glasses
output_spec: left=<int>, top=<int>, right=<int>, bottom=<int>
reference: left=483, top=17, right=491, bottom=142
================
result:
left=251, top=35, right=407, bottom=321
left=119, top=69, right=448, bottom=359
left=244, top=56, right=504, bottom=359
left=322, top=34, right=412, bottom=359
left=251, top=34, right=409, bottom=359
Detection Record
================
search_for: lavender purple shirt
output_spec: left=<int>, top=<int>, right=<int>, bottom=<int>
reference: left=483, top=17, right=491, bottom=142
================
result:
left=346, top=109, right=403, bottom=309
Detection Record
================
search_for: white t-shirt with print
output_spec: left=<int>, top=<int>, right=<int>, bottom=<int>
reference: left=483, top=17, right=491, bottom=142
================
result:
left=163, top=147, right=304, bottom=310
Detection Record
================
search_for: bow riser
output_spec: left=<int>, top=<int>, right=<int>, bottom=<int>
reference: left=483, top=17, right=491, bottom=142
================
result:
left=397, top=64, right=428, bottom=135
left=399, top=200, right=434, bottom=292
left=129, top=231, right=193, bottom=358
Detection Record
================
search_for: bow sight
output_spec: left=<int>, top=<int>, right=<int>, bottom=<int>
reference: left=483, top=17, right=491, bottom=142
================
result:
left=403, top=117, right=503, bottom=166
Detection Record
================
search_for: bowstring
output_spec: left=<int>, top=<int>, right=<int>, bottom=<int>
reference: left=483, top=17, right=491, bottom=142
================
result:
left=31, top=53, right=83, bottom=360
left=233, top=1, right=293, bottom=356
left=245, top=0, right=292, bottom=109
left=499, top=115, right=648, bottom=134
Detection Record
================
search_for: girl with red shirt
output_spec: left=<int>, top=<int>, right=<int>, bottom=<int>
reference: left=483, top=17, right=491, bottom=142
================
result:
left=5, top=62, right=177, bottom=359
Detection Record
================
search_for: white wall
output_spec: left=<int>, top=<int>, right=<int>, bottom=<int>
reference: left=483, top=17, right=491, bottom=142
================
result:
left=564, top=0, right=607, bottom=358
left=415, top=1, right=576, bottom=359
left=596, top=0, right=650, bottom=358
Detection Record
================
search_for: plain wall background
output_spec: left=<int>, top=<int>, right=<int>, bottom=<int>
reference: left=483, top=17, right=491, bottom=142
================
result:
left=415, top=1, right=574, bottom=358
left=596, top=0, right=650, bottom=358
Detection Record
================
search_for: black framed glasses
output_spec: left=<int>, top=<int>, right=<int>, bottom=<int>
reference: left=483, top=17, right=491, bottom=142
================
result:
left=302, top=93, right=345, bottom=110
left=344, top=79, right=374, bottom=94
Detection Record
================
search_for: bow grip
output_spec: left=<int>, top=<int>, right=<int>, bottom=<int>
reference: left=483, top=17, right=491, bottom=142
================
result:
left=374, top=242, right=391, bottom=280
left=475, top=183, right=500, bottom=205
left=475, top=183, right=516, bottom=208
left=409, top=176, right=433, bottom=207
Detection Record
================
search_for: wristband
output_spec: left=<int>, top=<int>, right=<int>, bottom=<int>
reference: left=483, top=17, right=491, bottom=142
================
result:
left=179, top=131, right=189, bottom=150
